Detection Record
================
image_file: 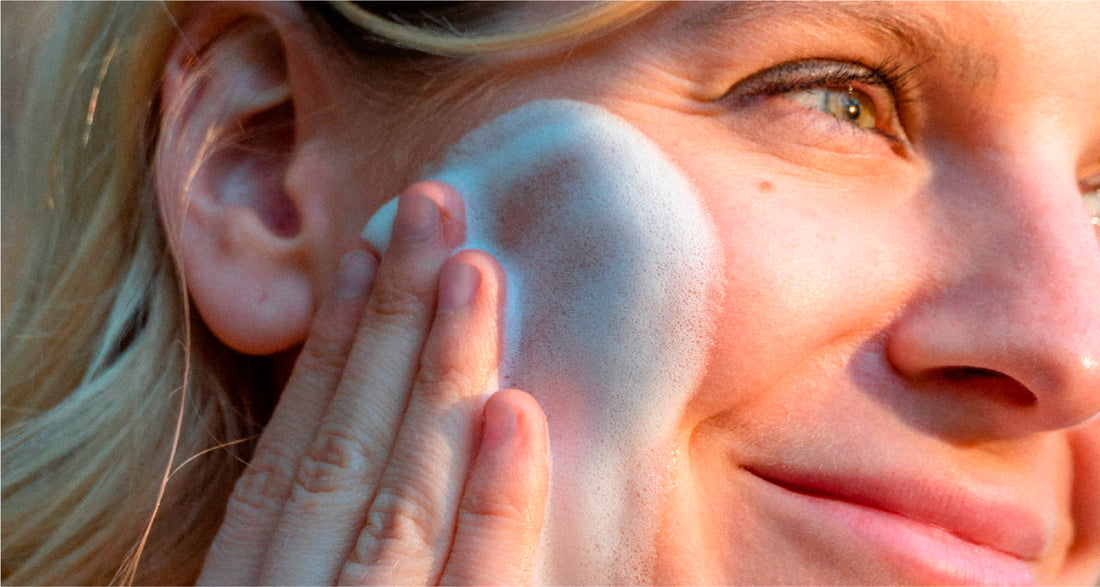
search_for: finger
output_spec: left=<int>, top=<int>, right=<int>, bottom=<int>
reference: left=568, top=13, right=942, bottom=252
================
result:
left=262, top=182, right=464, bottom=584
left=339, top=251, right=505, bottom=585
left=198, top=246, right=377, bottom=585
left=440, top=390, right=551, bottom=586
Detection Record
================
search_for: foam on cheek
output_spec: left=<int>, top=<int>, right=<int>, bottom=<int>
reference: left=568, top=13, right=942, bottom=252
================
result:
left=363, top=100, right=723, bottom=584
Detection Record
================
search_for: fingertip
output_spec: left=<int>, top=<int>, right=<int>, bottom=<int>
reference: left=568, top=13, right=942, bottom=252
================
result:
left=491, top=389, right=546, bottom=426
left=482, top=389, right=549, bottom=460
left=448, top=249, right=504, bottom=286
left=447, top=250, right=507, bottom=319
left=437, top=260, right=481, bottom=314
left=405, top=180, right=466, bottom=248
left=335, top=248, right=378, bottom=299
left=481, top=394, right=518, bottom=453
left=394, top=191, right=442, bottom=242
left=445, top=389, right=548, bottom=585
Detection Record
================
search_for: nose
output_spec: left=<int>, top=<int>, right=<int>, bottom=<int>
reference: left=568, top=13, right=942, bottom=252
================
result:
left=886, top=145, right=1100, bottom=439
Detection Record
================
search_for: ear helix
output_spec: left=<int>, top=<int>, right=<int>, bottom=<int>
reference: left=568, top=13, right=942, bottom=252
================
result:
left=196, top=21, right=292, bottom=128
left=170, top=20, right=300, bottom=239
left=154, top=16, right=313, bottom=355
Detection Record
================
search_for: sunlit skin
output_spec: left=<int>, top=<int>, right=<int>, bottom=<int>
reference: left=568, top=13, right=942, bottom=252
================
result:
left=325, top=2, right=1099, bottom=584
left=194, top=2, right=1100, bottom=584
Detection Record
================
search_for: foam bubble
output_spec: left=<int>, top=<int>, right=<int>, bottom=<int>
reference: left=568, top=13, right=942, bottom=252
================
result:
left=363, top=99, right=723, bottom=584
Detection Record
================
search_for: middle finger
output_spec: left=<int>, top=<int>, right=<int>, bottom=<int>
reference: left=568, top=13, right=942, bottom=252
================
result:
left=261, top=182, right=463, bottom=584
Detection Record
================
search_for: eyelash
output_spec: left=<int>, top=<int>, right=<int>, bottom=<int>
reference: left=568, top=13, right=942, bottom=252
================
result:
left=726, top=59, right=917, bottom=147
left=724, top=60, right=1100, bottom=229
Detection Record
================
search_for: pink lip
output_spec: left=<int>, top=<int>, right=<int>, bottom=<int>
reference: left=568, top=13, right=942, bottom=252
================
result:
left=746, top=464, right=1047, bottom=585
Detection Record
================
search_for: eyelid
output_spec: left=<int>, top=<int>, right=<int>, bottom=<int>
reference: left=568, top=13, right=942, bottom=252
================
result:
left=1082, top=170, right=1100, bottom=190
left=724, top=59, right=911, bottom=146
left=729, top=60, right=892, bottom=97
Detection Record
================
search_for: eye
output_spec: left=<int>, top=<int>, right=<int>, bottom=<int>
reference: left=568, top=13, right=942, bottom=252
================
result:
left=1083, top=181, right=1100, bottom=227
left=787, top=87, right=877, bottom=131
left=725, top=59, right=914, bottom=147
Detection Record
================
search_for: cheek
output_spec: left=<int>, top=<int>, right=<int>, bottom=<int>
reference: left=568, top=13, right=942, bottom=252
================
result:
left=366, top=99, right=724, bottom=583
left=686, top=168, right=920, bottom=414
left=1054, top=422, right=1100, bottom=583
left=443, top=101, right=724, bottom=584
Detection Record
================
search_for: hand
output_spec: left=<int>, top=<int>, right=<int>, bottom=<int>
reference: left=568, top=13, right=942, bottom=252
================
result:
left=198, top=181, right=550, bottom=585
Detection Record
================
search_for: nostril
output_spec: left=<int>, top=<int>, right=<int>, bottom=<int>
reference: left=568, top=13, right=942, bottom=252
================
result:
left=941, top=366, right=1001, bottom=379
left=934, top=367, right=1038, bottom=407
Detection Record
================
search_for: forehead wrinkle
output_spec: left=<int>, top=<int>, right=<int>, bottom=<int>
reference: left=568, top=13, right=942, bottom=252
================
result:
left=678, top=1, right=999, bottom=86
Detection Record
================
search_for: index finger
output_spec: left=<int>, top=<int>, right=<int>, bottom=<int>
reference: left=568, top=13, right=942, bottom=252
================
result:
left=198, top=246, right=377, bottom=585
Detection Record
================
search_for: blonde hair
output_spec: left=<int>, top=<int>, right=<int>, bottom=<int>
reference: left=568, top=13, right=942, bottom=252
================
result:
left=1, top=2, right=656, bottom=584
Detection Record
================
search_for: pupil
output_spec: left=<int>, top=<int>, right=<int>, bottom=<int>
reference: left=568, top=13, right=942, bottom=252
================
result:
left=842, top=92, right=861, bottom=120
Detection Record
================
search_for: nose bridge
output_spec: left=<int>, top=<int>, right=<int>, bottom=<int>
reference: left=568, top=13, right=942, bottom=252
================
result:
left=985, top=144, right=1098, bottom=322
left=958, top=140, right=1100, bottom=427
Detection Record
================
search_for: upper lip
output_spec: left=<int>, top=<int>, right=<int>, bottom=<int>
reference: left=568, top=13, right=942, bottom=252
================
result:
left=744, top=462, right=1048, bottom=561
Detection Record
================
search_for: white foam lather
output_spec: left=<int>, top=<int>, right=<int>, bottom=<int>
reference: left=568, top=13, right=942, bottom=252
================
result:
left=363, top=99, right=723, bottom=584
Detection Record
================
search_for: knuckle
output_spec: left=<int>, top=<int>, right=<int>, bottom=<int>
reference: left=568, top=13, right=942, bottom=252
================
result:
left=414, top=364, right=476, bottom=402
left=336, top=560, right=373, bottom=585
left=296, top=338, right=350, bottom=377
left=223, top=444, right=298, bottom=521
left=294, top=423, right=379, bottom=496
left=458, top=488, right=532, bottom=531
left=350, top=490, right=435, bottom=565
left=364, top=281, right=430, bottom=329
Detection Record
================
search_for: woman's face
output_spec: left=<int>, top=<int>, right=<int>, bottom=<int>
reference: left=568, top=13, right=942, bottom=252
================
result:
left=341, top=2, right=1100, bottom=584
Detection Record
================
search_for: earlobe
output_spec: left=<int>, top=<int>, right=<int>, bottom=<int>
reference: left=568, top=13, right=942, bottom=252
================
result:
left=156, top=12, right=313, bottom=355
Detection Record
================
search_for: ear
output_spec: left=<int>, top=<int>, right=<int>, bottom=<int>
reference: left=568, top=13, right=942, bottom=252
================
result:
left=156, top=5, right=350, bottom=355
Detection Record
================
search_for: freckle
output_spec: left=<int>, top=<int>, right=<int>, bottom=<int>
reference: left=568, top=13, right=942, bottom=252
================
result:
left=758, top=180, right=774, bottom=192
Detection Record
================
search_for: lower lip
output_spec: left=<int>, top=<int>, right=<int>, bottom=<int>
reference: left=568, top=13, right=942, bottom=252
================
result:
left=749, top=472, right=1038, bottom=586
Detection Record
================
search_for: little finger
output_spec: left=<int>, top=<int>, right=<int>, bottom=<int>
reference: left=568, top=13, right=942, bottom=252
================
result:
left=198, top=246, right=377, bottom=585
left=441, top=390, right=550, bottom=586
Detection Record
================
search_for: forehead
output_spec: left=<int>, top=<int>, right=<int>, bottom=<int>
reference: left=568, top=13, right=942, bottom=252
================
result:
left=676, top=2, right=1099, bottom=47
left=661, top=1, right=1100, bottom=147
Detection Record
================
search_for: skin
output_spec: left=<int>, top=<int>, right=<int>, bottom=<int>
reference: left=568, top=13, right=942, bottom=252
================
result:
left=169, top=2, right=1100, bottom=584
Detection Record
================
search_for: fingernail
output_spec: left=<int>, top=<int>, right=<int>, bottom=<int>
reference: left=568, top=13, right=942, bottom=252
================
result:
left=395, top=192, right=440, bottom=241
left=335, top=249, right=375, bottom=298
left=482, top=399, right=517, bottom=453
left=437, top=261, right=480, bottom=313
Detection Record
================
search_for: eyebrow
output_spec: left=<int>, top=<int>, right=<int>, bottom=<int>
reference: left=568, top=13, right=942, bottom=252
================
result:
left=678, top=1, right=999, bottom=86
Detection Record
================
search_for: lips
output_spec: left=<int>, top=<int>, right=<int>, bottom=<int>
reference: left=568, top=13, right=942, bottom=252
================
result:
left=744, top=462, right=1048, bottom=568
